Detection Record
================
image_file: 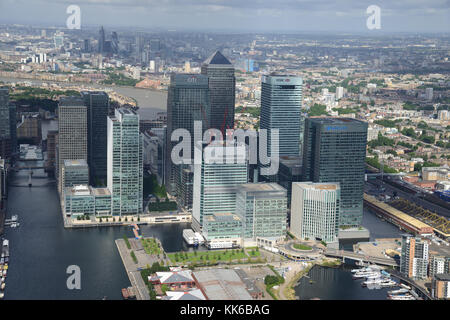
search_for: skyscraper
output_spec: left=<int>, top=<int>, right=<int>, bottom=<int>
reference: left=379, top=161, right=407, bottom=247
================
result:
left=57, top=97, right=88, bottom=193
left=291, top=182, right=340, bottom=244
left=302, top=117, right=368, bottom=227
left=9, top=103, right=17, bottom=155
left=192, top=143, right=248, bottom=232
left=81, top=91, right=109, bottom=185
left=201, top=51, right=235, bottom=134
left=400, top=234, right=429, bottom=280
left=98, top=26, right=105, bottom=54
left=260, top=75, right=303, bottom=157
left=165, top=73, right=210, bottom=195
left=0, top=87, right=11, bottom=160
left=107, top=108, right=143, bottom=216
left=236, top=183, right=287, bottom=247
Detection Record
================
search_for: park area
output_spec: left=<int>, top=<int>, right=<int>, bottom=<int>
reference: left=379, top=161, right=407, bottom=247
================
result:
left=141, top=238, right=162, bottom=255
left=167, top=247, right=262, bottom=265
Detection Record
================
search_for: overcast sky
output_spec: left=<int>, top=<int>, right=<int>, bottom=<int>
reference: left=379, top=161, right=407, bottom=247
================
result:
left=0, top=0, right=449, bottom=33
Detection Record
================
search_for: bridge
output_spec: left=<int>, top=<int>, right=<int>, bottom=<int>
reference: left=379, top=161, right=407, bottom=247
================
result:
left=324, top=249, right=398, bottom=267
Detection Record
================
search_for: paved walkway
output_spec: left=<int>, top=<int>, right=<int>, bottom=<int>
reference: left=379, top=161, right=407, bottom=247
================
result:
left=277, top=262, right=308, bottom=300
left=115, top=239, right=150, bottom=300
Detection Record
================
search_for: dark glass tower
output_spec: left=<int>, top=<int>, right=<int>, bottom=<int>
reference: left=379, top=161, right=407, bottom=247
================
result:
left=81, top=91, right=109, bottom=185
left=165, top=74, right=210, bottom=196
left=302, top=117, right=368, bottom=227
left=201, top=51, right=235, bottom=134
left=0, top=87, right=11, bottom=160
left=98, top=26, right=105, bottom=53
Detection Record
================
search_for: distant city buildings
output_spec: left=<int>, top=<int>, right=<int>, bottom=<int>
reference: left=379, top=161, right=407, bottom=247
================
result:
left=302, top=117, right=368, bottom=227
left=107, top=108, right=143, bottom=216
left=290, top=182, right=340, bottom=244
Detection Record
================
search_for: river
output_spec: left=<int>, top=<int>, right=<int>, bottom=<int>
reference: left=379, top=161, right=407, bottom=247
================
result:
left=0, top=76, right=167, bottom=120
left=3, top=161, right=189, bottom=300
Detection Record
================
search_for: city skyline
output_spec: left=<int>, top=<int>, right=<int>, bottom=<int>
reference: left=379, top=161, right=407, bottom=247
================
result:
left=0, top=0, right=448, bottom=33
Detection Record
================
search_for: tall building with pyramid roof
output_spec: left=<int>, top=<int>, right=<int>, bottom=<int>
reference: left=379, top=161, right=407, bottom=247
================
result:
left=201, top=51, right=235, bottom=134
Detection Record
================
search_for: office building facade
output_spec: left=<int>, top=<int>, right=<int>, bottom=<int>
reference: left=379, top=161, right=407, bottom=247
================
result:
left=260, top=75, right=303, bottom=157
left=201, top=51, right=235, bottom=134
left=192, top=144, right=248, bottom=232
left=61, top=159, right=89, bottom=190
left=291, top=182, right=340, bottom=243
left=236, top=183, right=287, bottom=247
left=165, top=73, right=210, bottom=195
left=107, top=108, right=143, bottom=216
left=302, top=118, right=368, bottom=227
left=57, top=97, right=88, bottom=193
left=81, top=91, right=109, bottom=185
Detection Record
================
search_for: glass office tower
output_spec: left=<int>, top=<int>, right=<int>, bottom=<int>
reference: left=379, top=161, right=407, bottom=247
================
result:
left=201, top=51, right=235, bottom=134
left=302, top=117, right=368, bottom=227
left=107, top=108, right=143, bottom=216
left=260, top=75, right=303, bottom=157
left=165, top=73, right=210, bottom=195
left=192, top=144, right=248, bottom=232
left=81, top=91, right=109, bottom=185
left=58, top=97, right=88, bottom=194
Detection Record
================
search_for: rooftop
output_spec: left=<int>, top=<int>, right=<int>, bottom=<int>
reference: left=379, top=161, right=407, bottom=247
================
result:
left=294, top=182, right=339, bottom=191
left=63, top=159, right=88, bottom=167
left=203, top=51, right=232, bottom=65
left=240, top=183, right=286, bottom=194
left=434, top=273, right=450, bottom=281
left=193, top=269, right=253, bottom=300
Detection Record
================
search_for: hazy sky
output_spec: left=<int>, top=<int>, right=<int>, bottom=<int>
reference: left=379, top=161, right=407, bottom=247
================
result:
left=0, top=0, right=449, bottom=33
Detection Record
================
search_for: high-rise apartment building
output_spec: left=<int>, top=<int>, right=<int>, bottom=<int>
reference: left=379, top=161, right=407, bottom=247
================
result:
left=58, top=97, right=88, bottom=193
left=236, top=183, right=287, bottom=247
left=400, top=234, right=429, bottom=280
left=81, top=91, right=109, bottom=185
left=291, top=182, right=340, bottom=243
left=165, top=73, right=210, bottom=195
left=430, top=255, right=450, bottom=278
left=192, top=143, right=248, bottom=232
left=107, top=108, right=143, bottom=216
left=201, top=51, right=235, bottom=134
left=302, top=118, right=368, bottom=227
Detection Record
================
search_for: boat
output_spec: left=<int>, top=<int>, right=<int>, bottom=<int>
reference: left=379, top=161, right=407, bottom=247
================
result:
left=388, top=288, right=409, bottom=295
left=0, top=292, right=4, bottom=299
left=378, top=279, right=397, bottom=287
left=389, top=294, right=415, bottom=300
left=1, top=283, right=5, bottom=290
left=400, top=284, right=411, bottom=290
left=353, top=271, right=380, bottom=279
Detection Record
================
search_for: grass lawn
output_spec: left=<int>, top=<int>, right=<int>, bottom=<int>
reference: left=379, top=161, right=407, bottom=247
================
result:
left=293, top=243, right=312, bottom=251
left=168, top=249, right=258, bottom=264
left=141, top=238, right=162, bottom=255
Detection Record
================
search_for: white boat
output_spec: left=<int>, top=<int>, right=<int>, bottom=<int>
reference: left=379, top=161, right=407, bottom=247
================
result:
left=379, top=279, right=397, bottom=287
left=0, top=292, right=4, bottom=299
left=400, top=284, right=411, bottom=290
left=388, top=288, right=409, bottom=295
left=353, top=272, right=381, bottom=279
left=0, top=283, right=5, bottom=290
left=389, top=294, right=415, bottom=300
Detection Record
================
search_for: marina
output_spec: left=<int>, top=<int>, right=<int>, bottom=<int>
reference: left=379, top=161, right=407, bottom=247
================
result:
left=0, top=238, right=9, bottom=299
